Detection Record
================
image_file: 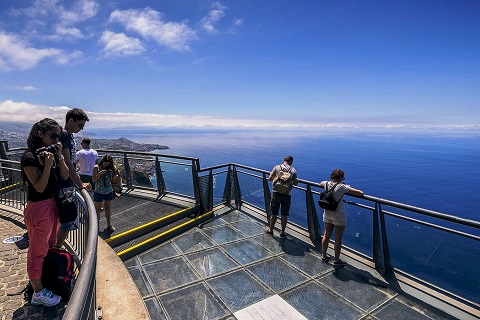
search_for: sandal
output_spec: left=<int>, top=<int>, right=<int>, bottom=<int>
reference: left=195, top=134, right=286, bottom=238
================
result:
left=333, top=259, right=347, bottom=266
left=107, top=225, right=116, bottom=232
left=321, top=256, right=330, bottom=262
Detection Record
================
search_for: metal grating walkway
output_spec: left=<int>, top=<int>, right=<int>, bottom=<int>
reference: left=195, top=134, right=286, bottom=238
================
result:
left=96, top=192, right=185, bottom=239
left=123, top=208, right=455, bottom=320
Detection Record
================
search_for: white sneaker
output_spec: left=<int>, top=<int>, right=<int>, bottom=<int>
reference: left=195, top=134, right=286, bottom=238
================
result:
left=31, top=288, right=62, bottom=307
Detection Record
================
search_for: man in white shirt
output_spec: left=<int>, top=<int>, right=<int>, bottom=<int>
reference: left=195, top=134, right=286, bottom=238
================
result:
left=76, top=137, right=98, bottom=189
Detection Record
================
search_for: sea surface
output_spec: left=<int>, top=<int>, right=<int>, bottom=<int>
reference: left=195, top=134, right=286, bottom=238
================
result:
left=93, top=127, right=480, bottom=303
left=93, top=128, right=479, bottom=221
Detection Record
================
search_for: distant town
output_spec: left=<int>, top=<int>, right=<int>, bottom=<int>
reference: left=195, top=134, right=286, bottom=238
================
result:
left=0, top=123, right=169, bottom=188
left=0, top=122, right=169, bottom=152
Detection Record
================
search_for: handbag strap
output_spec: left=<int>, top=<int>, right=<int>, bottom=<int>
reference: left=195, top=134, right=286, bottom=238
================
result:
left=326, top=182, right=339, bottom=192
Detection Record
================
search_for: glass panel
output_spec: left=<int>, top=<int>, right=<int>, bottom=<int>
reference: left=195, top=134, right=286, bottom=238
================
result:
left=385, top=214, right=480, bottom=304
left=207, top=270, right=273, bottom=312
left=288, top=187, right=308, bottom=229
left=247, top=258, right=308, bottom=292
left=317, top=269, right=391, bottom=311
left=281, top=281, right=363, bottom=320
left=159, top=283, right=231, bottom=320
left=144, top=297, right=167, bottom=320
left=237, top=172, right=266, bottom=210
left=143, top=257, right=200, bottom=294
left=153, top=161, right=194, bottom=197
left=171, top=229, right=216, bottom=253
left=222, top=240, right=273, bottom=265
left=213, top=172, right=227, bottom=207
left=341, top=203, right=374, bottom=258
left=185, top=248, right=239, bottom=278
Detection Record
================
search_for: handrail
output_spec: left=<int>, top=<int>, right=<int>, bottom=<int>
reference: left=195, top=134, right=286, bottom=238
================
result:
left=0, top=156, right=98, bottom=320
left=63, top=189, right=98, bottom=320
left=200, top=162, right=480, bottom=230
left=95, top=148, right=199, bottom=161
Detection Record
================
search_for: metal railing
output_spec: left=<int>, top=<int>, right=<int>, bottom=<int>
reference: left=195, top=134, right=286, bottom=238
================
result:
left=198, top=162, right=480, bottom=310
left=95, top=149, right=203, bottom=210
left=3, top=140, right=479, bottom=315
left=0, top=141, right=98, bottom=320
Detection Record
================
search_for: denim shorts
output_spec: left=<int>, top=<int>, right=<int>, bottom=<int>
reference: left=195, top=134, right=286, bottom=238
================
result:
left=59, top=221, right=78, bottom=231
left=94, top=192, right=114, bottom=202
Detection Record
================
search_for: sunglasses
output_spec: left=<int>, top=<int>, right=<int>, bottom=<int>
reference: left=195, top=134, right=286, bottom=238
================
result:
left=46, top=132, right=61, bottom=140
left=76, top=122, right=85, bottom=129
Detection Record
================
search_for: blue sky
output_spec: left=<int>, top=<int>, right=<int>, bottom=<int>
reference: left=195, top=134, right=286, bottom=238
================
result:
left=0, top=0, right=479, bottom=130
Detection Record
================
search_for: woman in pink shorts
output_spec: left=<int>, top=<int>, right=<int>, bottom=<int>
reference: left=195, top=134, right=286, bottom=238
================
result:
left=319, top=169, right=363, bottom=266
left=21, top=118, right=69, bottom=306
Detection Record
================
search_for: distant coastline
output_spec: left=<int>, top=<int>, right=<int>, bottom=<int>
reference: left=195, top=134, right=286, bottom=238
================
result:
left=0, top=126, right=168, bottom=189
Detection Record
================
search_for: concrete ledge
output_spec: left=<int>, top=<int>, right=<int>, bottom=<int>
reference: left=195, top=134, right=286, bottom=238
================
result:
left=96, top=237, right=150, bottom=320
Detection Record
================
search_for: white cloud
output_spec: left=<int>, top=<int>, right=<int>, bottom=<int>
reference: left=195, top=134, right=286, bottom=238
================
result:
left=59, top=0, right=99, bottom=25
left=99, top=31, right=145, bottom=57
left=0, top=31, right=80, bottom=71
left=10, top=0, right=99, bottom=41
left=2, top=100, right=478, bottom=131
left=0, top=100, right=70, bottom=124
left=109, top=8, right=197, bottom=51
left=15, top=86, right=37, bottom=91
left=200, top=1, right=227, bottom=33
left=233, top=18, right=244, bottom=27
left=53, top=26, right=85, bottom=40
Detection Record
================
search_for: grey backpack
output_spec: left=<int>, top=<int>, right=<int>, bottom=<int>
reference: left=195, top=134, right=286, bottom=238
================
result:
left=273, top=165, right=293, bottom=194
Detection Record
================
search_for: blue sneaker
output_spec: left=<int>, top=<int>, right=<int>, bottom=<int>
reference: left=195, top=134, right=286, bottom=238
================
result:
left=31, top=288, right=61, bottom=307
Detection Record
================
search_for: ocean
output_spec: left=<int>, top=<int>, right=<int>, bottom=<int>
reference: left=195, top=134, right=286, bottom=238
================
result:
left=93, top=128, right=479, bottom=221
left=92, top=127, right=480, bottom=302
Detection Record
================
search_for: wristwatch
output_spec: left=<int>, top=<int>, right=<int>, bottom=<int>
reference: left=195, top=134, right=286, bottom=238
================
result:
left=59, top=155, right=65, bottom=160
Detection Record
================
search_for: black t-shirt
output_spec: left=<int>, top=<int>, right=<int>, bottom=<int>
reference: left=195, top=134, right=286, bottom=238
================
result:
left=21, top=151, right=59, bottom=202
left=59, top=128, right=75, bottom=188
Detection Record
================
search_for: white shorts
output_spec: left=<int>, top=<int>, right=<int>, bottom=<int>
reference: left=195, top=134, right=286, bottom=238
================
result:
left=323, top=210, right=347, bottom=226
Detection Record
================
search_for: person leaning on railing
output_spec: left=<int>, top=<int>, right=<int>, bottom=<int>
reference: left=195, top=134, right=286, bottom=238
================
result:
left=21, top=118, right=69, bottom=307
left=320, top=168, right=364, bottom=267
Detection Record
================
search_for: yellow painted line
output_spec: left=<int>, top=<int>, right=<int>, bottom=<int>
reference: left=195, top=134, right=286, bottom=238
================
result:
left=106, top=207, right=194, bottom=243
left=117, top=211, right=213, bottom=257
left=0, top=182, right=21, bottom=192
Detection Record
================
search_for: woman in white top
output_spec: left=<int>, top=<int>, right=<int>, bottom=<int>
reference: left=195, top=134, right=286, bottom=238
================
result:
left=320, top=169, right=363, bottom=266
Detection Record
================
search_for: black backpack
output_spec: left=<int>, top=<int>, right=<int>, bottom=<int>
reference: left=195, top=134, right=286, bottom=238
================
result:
left=318, top=182, right=340, bottom=211
left=17, top=248, right=74, bottom=303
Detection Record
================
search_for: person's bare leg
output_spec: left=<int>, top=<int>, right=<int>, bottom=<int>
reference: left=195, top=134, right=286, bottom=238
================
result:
left=280, top=215, right=288, bottom=233
left=104, top=200, right=113, bottom=230
left=55, top=229, right=68, bottom=247
left=30, top=278, right=43, bottom=293
left=94, top=202, right=102, bottom=228
left=269, top=214, right=278, bottom=232
left=334, top=225, right=345, bottom=261
left=322, top=223, right=334, bottom=258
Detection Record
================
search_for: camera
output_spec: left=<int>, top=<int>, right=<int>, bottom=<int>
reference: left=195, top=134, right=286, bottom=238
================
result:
left=36, top=144, right=60, bottom=161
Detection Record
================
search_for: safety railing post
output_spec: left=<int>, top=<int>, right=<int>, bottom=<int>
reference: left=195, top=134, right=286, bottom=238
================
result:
left=223, top=165, right=232, bottom=205
left=306, top=185, right=322, bottom=240
left=207, top=169, right=214, bottom=211
left=123, top=153, right=133, bottom=189
left=373, top=203, right=383, bottom=270
left=155, top=156, right=166, bottom=196
left=192, top=159, right=202, bottom=208
left=263, top=173, right=271, bottom=224
left=233, top=166, right=242, bottom=210
left=378, top=202, right=392, bottom=273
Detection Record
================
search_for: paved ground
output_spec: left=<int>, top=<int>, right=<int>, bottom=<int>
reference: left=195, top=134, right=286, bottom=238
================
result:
left=0, top=207, right=64, bottom=320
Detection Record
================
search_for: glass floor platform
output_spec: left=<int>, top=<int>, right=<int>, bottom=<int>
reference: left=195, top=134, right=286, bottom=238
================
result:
left=124, top=208, right=454, bottom=320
